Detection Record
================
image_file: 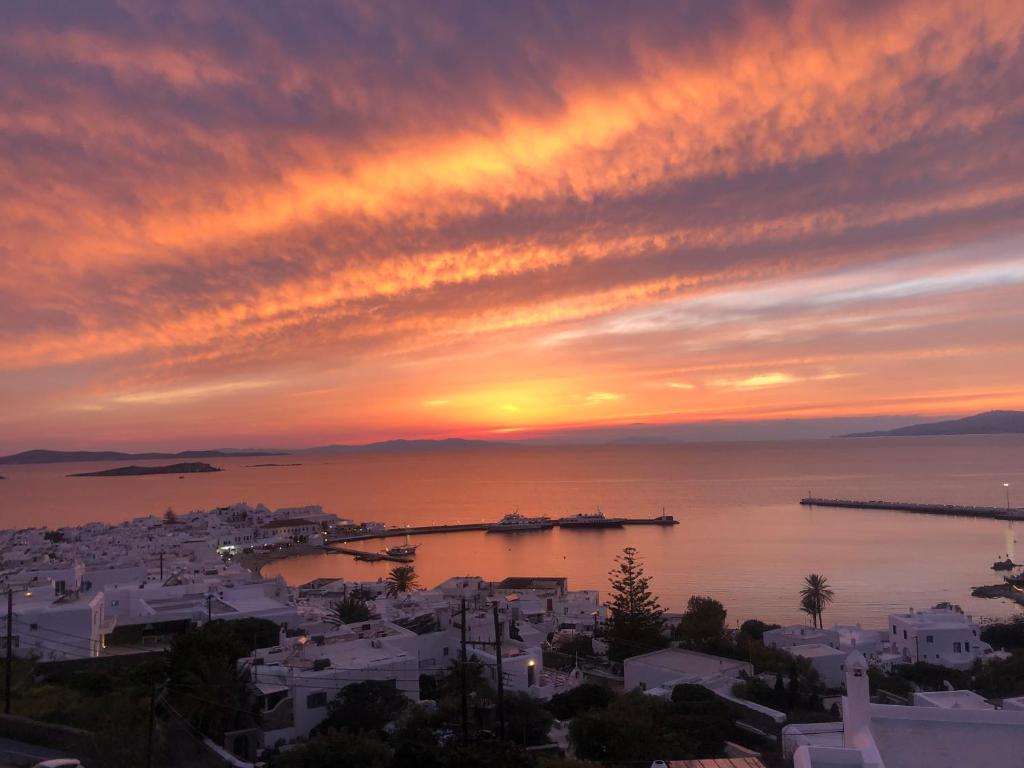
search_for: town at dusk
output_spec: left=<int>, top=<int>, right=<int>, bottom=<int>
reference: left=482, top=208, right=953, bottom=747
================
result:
left=1, top=3, right=1023, bottom=768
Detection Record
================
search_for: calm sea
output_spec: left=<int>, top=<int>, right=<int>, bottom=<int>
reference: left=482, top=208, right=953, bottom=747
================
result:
left=2, top=436, right=1023, bottom=627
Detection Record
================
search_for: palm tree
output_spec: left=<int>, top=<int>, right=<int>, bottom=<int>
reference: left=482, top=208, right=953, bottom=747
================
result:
left=799, top=573, right=835, bottom=629
left=385, top=565, right=419, bottom=597
left=326, top=592, right=373, bottom=625
left=799, top=592, right=818, bottom=627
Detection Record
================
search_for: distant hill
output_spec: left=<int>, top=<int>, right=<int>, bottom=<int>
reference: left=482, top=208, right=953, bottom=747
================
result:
left=297, top=438, right=508, bottom=453
left=68, top=462, right=222, bottom=477
left=842, top=410, right=1024, bottom=438
left=0, top=449, right=285, bottom=465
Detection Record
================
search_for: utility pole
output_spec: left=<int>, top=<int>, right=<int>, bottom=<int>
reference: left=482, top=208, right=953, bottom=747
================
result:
left=5, top=589, right=12, bottom=714
left=146, top=681, right=157, bottom=768
left=159, top=551, right=164, bottom=582
left=206, top=594, right=213, bottom=624
left=459, top=597, right=469, bottom=746
left=492, top=602, right=506, bottom=741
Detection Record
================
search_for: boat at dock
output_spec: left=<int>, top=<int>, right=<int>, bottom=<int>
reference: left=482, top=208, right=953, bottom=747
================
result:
left=486, top=511, right=554, bottom=533
left=557, top=510, right=625, bottom=528
left=384, top=543, right=420, bottom=557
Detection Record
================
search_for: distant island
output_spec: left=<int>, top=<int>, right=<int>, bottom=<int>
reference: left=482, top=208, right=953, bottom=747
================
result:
left=295, top=437, right=508, bottom=454
left=68, top=462, right=222, bottom=477
left=0, top=449, right=285, bottom=466
left=843, top=410, right=1024, bottom=438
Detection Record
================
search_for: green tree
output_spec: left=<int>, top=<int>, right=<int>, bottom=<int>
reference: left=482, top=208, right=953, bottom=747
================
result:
left=165, top=619, right=278, bottom=740
left=386, top=565, right=420, bottom=597
left=799, top=574, right=835, bottom=629
left=326, top=592, right=374, bottom=625
left=570, top=689, right=731, bottom=761
left=604, top=547, right=666, bottom=662
left=268, top=730, right=392, bottom=768
left=739, top=619, right=780, bottom=643
left=504, top=691, right=554, bottom=745
left=674, top=596, right=727, bottom=650
left=981, top=617, right=1024, bottom=650
left=314, top=680, right=410, bottom=735
left=546, top=683, right=615, bottom=720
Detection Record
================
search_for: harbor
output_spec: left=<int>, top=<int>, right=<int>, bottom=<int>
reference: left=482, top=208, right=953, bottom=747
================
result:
left=801, top=497, right=1024, bottom=521
left=325, top=513, right=678, bottom=545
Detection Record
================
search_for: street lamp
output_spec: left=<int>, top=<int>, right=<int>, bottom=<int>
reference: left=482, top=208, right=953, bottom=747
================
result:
left=1005, top=483, right=1012, bottom=512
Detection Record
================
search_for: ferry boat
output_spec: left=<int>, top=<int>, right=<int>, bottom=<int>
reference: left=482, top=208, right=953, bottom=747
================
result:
left=557, top=510, right=625, bottom=528
left=486, top=511, right=554, bottom=533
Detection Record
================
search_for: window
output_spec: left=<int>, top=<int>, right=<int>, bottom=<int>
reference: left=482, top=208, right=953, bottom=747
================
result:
left=443, top=647, right=449, bottom=657
left=893, top=625, right=897, bottom=634
left=954, top=642, right=962, bottom=653
left=965, top=642, right=971, bottom=652
left=306, top=692, right=327, bottom=709
left=29, top=624, right=38, bottom=631
left=926, top=635, right=934, bottom=643
left=903, top=630, right=907, bottom=639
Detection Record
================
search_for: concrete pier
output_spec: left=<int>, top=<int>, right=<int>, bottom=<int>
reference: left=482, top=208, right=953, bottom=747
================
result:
left=325, top=514, right=678, bottom=544
left=801, top=497, right=1024, bottom=521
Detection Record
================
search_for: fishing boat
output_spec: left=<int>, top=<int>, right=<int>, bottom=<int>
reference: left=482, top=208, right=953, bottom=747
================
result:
left=557, top=510, right=625, bottom=528
left=486, top=511, right=554, bottom=533
left=384, top=542, right=420, bottom=557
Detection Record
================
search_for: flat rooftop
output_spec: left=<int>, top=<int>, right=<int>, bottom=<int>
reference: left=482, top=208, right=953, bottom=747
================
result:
left=628, top=648, right=749, bottom=677
left=791, top=643, right=847, bottom=659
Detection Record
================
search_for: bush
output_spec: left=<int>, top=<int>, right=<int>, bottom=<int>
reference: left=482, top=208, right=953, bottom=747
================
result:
left=570, top=689, right=733, bottom=762
left=546, top=683, right=614, bottom=720
left=738, top=619, right=780, bottom=643
left=894, top=662, right=971, bottom=691
left=269, top=730, right=392, bottom=768
left=504, top=691, right=555, bottom=745
left=314, top=680, right=410, bottom=735
left=981, top=618, right=1024, bottom=650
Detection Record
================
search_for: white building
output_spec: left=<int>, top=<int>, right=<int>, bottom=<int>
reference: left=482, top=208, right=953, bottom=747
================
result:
left=1, top=585, right=107, bottom=660
left=244, top=620, right=421, bottom=746
left=832, top=625, right=886, bottom=660
left=626, top=648, right=786, bottom=731
left=888, top=605, right=990, bottom=669
left=789, top=644, right=849, bottom=689
left=763, top=625, right=841, bottom=651
left=785, top=651, right=1024, bottom=768
left=625, top=647, right=753, bottom=693
left=911, top=690, right=994, bottom=710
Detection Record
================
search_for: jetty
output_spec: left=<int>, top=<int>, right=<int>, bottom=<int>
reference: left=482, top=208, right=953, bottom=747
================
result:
left=801, top=497, right=1024, bottom=521
left=326, top=515, right=678, bottom=545
left=329, top=546, right=414, bottom=563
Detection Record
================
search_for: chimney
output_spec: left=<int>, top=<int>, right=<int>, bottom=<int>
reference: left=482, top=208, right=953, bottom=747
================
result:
left=843, top=651, right=871, bottom=750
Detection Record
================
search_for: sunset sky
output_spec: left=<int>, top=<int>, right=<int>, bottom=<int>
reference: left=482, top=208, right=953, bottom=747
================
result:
left=3, top=0, right=1024, bottom=451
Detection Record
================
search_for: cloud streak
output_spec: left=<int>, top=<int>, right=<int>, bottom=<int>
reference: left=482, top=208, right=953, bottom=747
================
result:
left=2, top=0, right=1024, bottom=448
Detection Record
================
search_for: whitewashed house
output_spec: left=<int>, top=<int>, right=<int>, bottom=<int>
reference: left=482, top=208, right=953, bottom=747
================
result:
left=1, top=585, right=107, bottom=660
left=888, top=605, right=990, bottom=669
left=242, top=620, right=420, bottom=746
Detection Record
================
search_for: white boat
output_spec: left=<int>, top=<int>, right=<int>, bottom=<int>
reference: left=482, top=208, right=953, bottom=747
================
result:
left=486, top=511, right=554, bottom=532
left=557, top=510, right=625, bottom=528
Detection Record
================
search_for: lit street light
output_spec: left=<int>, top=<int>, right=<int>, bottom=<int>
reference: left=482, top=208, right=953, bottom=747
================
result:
left=1005, top=483, right=1012, bottom=512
